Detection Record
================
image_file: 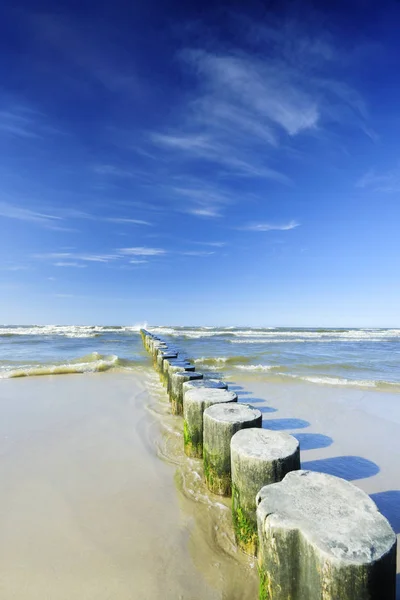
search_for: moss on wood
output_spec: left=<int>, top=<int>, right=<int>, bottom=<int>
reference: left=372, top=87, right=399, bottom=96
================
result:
left=183, top=420, right=203, bottom=458
left=232, top=484, right=258, bottom=555
left=203, top=447, right=232, bottom=496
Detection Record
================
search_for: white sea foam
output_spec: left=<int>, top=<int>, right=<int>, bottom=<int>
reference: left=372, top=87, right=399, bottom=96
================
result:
left=0, top=323, right=147, bottom=338
left=235, top=364, right=275, bottom=371
left=4, top=324, right=397, bottom=343
left=0, top=353, right=125, bottom=379
left=276, top=373, right=378, bottom=388
left=194, top=356, right=229, bottom=364
left=147, top=326, right=400, bottom=342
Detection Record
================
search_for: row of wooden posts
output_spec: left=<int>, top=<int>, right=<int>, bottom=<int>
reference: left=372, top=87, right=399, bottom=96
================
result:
left=140, top=329, right=397, bottom=600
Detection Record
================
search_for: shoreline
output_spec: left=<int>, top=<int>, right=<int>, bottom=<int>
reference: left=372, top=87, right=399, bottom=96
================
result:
left=1, top=369, right=399, bottom=596
left=0, top=370, right=259, bottom=599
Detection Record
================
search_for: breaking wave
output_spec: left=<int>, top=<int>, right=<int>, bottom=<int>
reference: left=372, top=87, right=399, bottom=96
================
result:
left=147, top=326, right=400, bottom=343
left=0, top=323, right=147, bottom=338
left=0, top=352, right=141, bottom=379
left=194, top=355, right=256, bottom=366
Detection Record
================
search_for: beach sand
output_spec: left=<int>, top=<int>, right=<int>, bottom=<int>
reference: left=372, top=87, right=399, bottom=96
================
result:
left=0, top=369, right=399, bottom=598
left=0, top=370, right=258, bottom=600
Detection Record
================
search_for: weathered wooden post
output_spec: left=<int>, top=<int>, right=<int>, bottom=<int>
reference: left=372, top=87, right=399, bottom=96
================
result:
left=147, top=336, right=160, bottom=353
left=256, top=470, right=397, bottom=600
left=151, top=341, right=168, bottom=362
left=182, top=378, right=228, bottom=393
left=156, top=350, right=178, bottom=373
left=231, top=428, right=300, bottom=555
left=166, top=360, right=195, bottom=392
left=203, top=404, right=262, bottom=496
left=183, top=387, right=238, bottom=458
left=170, top=371, right=203, bottom=416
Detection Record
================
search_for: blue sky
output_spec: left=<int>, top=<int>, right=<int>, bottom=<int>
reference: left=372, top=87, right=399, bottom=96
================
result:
left=1, top=0, right=400, bottom=326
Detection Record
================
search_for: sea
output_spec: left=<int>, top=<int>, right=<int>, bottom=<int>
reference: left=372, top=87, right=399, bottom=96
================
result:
left=1, top=324, right=400, bottom=391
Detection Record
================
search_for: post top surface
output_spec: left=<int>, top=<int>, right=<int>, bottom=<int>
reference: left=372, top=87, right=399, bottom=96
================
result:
left=185, top=388, right=238, bottom=404
left=173, top=371, right=203, bottom=380
left=183, top=379, right=227, bottom=391
left=257, top=470, right=396, bottom=564
left=231, top=428, right=299, bottom=460
left=204, top=403, right=261, bottom=424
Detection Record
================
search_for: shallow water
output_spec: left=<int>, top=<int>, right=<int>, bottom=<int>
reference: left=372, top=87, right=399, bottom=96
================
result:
left=2, top=324, right=400, bottom=391
left=142, top=368, right=259, bottom=598
left=0, top=371, right=258, bottom=599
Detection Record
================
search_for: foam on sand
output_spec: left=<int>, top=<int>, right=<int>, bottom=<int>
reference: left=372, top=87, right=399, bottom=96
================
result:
left=0, top=353, right=140, bottom=378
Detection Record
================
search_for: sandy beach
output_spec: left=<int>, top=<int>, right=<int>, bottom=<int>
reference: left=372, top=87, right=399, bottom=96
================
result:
left=0, top=371, right=257, bottom=600
left=0, top=367, right=399, bottom=598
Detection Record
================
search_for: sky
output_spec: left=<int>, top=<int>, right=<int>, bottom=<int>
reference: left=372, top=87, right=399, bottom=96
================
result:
left=1, top=0, right=400, bottom=327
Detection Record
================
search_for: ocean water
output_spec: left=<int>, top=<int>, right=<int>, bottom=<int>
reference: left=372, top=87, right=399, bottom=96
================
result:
left=1, top=324, right=400, bottom=391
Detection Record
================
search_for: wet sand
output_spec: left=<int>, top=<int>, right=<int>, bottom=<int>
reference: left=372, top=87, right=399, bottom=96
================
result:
left=228, top=373, right=400, bottom=590
left=1, top=369, right=399, bottom=598
left=0, top=371, right=257, bottom=600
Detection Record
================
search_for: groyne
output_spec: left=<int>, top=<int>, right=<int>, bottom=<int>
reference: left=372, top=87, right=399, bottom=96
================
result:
left=140, top=328, right=397, bottom=600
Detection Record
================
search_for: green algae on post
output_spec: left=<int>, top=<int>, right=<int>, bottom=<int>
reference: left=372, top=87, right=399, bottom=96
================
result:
left=170, top=371, right=203, bottom=415
left=165, top=360, right=194, bottom=392
left=231, top=428, right=300, bottom=556
left=183, top=387, right=238, bottom=458
left=256, top=470, right=397, bottom=600
left=203, top=403, right=262, bottom=496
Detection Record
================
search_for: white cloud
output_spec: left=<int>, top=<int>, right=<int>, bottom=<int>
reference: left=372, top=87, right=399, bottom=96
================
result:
left=187, top=50, right=319, bottom=136
left=243, top=220, right=300, bottom=232
left=193, top=241, right=226, bottom=247
left=148, top=27, right=369, bottom=212
left=53, top=262, right=87, bottom=268
left=180, top=250, right=215, bottom=256
left=168, top=183, right=234, bottom=218
left=118, top=247, right=166, bottom=256
left=0, top=200, right=63, bottom=228
left=151, top=132, right=287, bottom=182
left=0, top=108, right=40, bottom=138
left=105, top=217, right=152, bottom=225
left=34, top=252, right=118, bottom=263
left=188, top=207, right=222, bottom=218
left=356, top=167, right=400, bottom=193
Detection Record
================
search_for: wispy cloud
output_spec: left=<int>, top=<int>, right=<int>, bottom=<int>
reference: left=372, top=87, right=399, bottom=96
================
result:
left=105, top=217, right=152, bottom=226
left=242, top=220, right=300, bottom=232
left=151, top=131, right=288, bottom=182
left=0, top=99, right=63, bottom=139
left=356, top=167, right=400, bottom=193
left=35, top=252, right=118, bottom=263
left=167, top=183, right=235, bottom=218
left=185, top=50, right=319, bottom=136
left=194, top=241, right=226, bottom=247
left=0, top=107, right=40, bottom=138
left=148, top=22, right=369, bottom=216
left=53, top=262, right=87, bottom=268
left=0, top=200, right=153, bottom=230
left=0, top=200, right=64, bottom=229
left=180, top=250, right=215, bottom=256
left=118, top=247, right=166, bottom=256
